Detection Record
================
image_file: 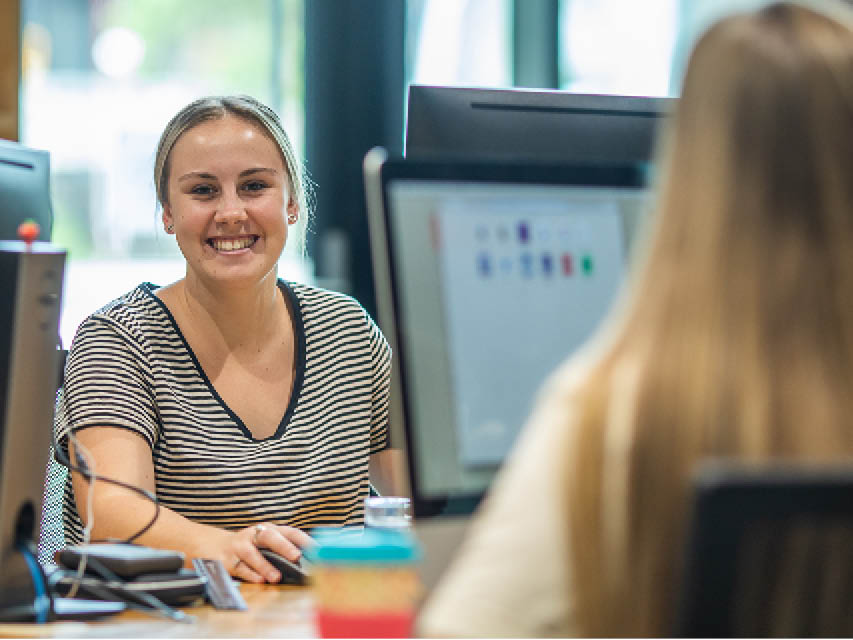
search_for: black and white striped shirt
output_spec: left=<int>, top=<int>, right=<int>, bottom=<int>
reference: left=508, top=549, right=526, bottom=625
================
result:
left=55, top=280, right=391, bottom=543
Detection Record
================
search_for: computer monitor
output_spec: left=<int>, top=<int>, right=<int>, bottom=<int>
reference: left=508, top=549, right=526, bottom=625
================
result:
left=0, top=140, right=53, bottom=242
left=0, top=141, right=63, bottom=618
left=405, top=84, right=674, bottom=165
left=365, top=149, right=651, bottom=516
left=365, top=150, right=650, bottom=588
left=0, top=242, right=65, bottom=620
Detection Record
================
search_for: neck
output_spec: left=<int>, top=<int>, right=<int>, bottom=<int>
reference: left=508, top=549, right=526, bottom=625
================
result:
left=179, top=271, right=285, bottom=351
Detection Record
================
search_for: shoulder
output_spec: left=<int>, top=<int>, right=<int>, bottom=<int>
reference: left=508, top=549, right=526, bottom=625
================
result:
left=282, top=280, right=374, bottom=325
left=74, top=283, right=164, bottom=342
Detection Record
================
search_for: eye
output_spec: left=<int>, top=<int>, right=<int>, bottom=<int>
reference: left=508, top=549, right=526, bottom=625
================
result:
left=242, top=180, right=268, bottom=193
left=190, top=183, right=217, bottom=197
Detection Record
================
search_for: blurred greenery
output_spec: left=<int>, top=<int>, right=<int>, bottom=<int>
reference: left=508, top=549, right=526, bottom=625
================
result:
left=51, top=198, right=92, bottom=259
left=98, top=0, right=304, bottom=115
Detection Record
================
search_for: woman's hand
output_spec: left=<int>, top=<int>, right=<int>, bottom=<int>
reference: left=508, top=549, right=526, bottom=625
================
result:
left=225, top=523, right=314, bottom=583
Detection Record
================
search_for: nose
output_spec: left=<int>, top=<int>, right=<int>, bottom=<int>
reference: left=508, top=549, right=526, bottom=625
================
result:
left=214, top=189, right=248, bottom=224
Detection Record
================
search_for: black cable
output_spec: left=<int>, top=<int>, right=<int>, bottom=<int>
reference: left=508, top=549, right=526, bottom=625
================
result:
left=46, top=380, right=167, bottom=608
left=57, top=556, right=192, bottom=623
left=50, top=420, right=162, bottom=545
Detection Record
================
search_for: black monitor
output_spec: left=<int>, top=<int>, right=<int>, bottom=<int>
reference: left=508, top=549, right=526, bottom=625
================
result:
left=0, top=243, right=65, bottom=621
left=0, top=140, right=53, bottom=242
left=405, top=85, right=675, bottom=165
left=0, top=142, right=65, bottom=621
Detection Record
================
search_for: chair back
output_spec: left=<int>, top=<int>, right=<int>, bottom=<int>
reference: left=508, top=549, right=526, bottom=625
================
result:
left=676, top=462, right=853, bottom=637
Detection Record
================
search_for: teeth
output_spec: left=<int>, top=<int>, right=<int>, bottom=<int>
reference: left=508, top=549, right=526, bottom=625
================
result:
left=211, top=237, right=254, bottom=251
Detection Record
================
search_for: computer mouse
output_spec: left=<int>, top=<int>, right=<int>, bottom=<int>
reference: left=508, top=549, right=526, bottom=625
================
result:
left=259, top=548, right=309, bottom=585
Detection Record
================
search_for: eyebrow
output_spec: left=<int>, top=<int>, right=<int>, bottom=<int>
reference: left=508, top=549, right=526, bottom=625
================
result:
left=177, top=167, right=279, bottom=182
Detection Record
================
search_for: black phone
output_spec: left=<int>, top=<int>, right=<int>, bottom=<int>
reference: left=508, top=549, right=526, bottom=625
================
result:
left=57, top=543, right=184, bottom=580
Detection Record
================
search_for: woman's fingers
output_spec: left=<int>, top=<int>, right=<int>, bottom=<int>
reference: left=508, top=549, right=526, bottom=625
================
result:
left=231, top=527, right=282, bottom=583
left=255, top=523, right=312, bottom=562
left=277, top=525, right=315, bottom=550
left=231, top=523, right=314, bottom=583
left=231, top=556, right=264, bottom=583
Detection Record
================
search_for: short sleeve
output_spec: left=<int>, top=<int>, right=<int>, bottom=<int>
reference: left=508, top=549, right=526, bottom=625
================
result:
left=366, top=311, right=392, bottom=454
left=55, top=314, right=160, bottom=457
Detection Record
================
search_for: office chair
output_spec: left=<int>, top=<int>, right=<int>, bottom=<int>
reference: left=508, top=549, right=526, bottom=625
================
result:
left=675, top=461, right=853, bottom=638
left=37, top=349, right=69, bottom=569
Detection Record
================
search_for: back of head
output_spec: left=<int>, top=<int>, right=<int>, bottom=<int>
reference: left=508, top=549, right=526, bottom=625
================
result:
left=567, top=2, right=853, bottom=635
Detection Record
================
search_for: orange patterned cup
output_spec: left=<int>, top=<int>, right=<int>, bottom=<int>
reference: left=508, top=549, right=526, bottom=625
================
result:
left=305, top=528, right=422, bottom=638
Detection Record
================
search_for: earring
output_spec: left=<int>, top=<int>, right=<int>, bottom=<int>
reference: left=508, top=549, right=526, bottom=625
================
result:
left=166, top=224, right=174, bottom=233
left=287, top=214, right=297, bottom=224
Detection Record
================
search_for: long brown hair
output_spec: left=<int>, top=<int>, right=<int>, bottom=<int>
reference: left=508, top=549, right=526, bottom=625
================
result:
left=566, top=3, right=853, bottom=635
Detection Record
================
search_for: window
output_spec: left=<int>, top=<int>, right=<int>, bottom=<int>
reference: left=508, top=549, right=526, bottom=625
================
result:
left=559, top=0, right=678, bottom=97
left=21, top=0, right=307, bottom=347
left=407, top=0, right=512, bottom=88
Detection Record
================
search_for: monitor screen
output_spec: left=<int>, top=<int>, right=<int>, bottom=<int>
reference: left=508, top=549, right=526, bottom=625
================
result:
left=405, top=85, right=674, bottom=165
left=366, top=155, right=651, bottom=516
left=0, top=140, right=53, bottom=242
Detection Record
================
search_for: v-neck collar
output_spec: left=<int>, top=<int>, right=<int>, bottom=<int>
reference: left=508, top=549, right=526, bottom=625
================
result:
left=141, top=279, right=307, bottom=441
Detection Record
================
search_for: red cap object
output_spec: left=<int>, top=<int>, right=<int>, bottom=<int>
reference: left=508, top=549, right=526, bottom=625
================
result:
left=17, top=219, right=41, bottom=247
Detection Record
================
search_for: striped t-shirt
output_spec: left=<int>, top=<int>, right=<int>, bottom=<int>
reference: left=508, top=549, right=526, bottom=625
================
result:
left=55, top=280, right=391, bottom=544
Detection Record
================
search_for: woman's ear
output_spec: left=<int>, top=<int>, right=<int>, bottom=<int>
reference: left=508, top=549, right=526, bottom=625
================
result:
left=162, top=206, right=175, bottom=233
left=286, top=199, right=299, bottom=225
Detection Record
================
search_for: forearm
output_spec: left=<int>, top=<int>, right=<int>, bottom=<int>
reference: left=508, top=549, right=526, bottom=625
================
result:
left=369, top=448, right=405, bottom=496
left=77, top=482, right=229, bottom=566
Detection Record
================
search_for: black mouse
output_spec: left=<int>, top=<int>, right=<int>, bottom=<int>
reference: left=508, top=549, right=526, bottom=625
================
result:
left=259, top=548, right=309, bottom=585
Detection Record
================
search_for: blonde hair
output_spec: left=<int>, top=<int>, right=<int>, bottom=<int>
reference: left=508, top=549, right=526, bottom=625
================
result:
left=566, top=3, right=853, bottom=635
left=153, top=95, right=312, bottom=256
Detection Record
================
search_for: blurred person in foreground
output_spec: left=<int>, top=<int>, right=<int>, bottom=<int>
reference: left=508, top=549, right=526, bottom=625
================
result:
left=418, top=2, right=853, bottom=636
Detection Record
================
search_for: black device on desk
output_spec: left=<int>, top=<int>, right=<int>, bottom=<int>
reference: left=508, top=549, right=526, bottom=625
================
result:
left=259, top=548, right=309, bottom=585
left=53, top=544, right=204, bottom=611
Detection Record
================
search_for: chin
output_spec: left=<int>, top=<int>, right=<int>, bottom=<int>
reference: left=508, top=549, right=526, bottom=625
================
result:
left=195, top=264, right=279, bottom=290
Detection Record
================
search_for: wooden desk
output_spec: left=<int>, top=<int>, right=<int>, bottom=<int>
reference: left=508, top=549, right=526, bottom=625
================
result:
left=0, top=584, right=317, bottom=638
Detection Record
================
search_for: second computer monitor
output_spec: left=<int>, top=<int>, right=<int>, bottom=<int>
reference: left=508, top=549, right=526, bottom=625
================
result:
left=0, top=141, right=53, bottom=242
left=365, top=151, right=650, bottom=517
left=405, top=84, right=674, bottom=165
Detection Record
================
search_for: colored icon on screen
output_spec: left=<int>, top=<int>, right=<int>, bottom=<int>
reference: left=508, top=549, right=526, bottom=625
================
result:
left=518, top=222, right=529, bottom=244
left=477, top=252, right=491, bottom=277
left=582, top=254, right=594, bottom=275
left=561, top=253, right=572, bottom=276
left=542, top=253, right=553, bottom=276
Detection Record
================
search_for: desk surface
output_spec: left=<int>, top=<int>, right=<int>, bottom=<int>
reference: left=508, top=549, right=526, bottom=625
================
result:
left=0, top=584, right=316, bottom=638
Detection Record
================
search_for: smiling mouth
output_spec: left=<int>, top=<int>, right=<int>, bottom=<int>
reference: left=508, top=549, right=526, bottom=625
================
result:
left=208, top=236, right=259, bottom=252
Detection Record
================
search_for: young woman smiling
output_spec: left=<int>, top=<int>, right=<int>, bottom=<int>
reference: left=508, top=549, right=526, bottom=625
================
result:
left=55, top=95, right=397, bottom=584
